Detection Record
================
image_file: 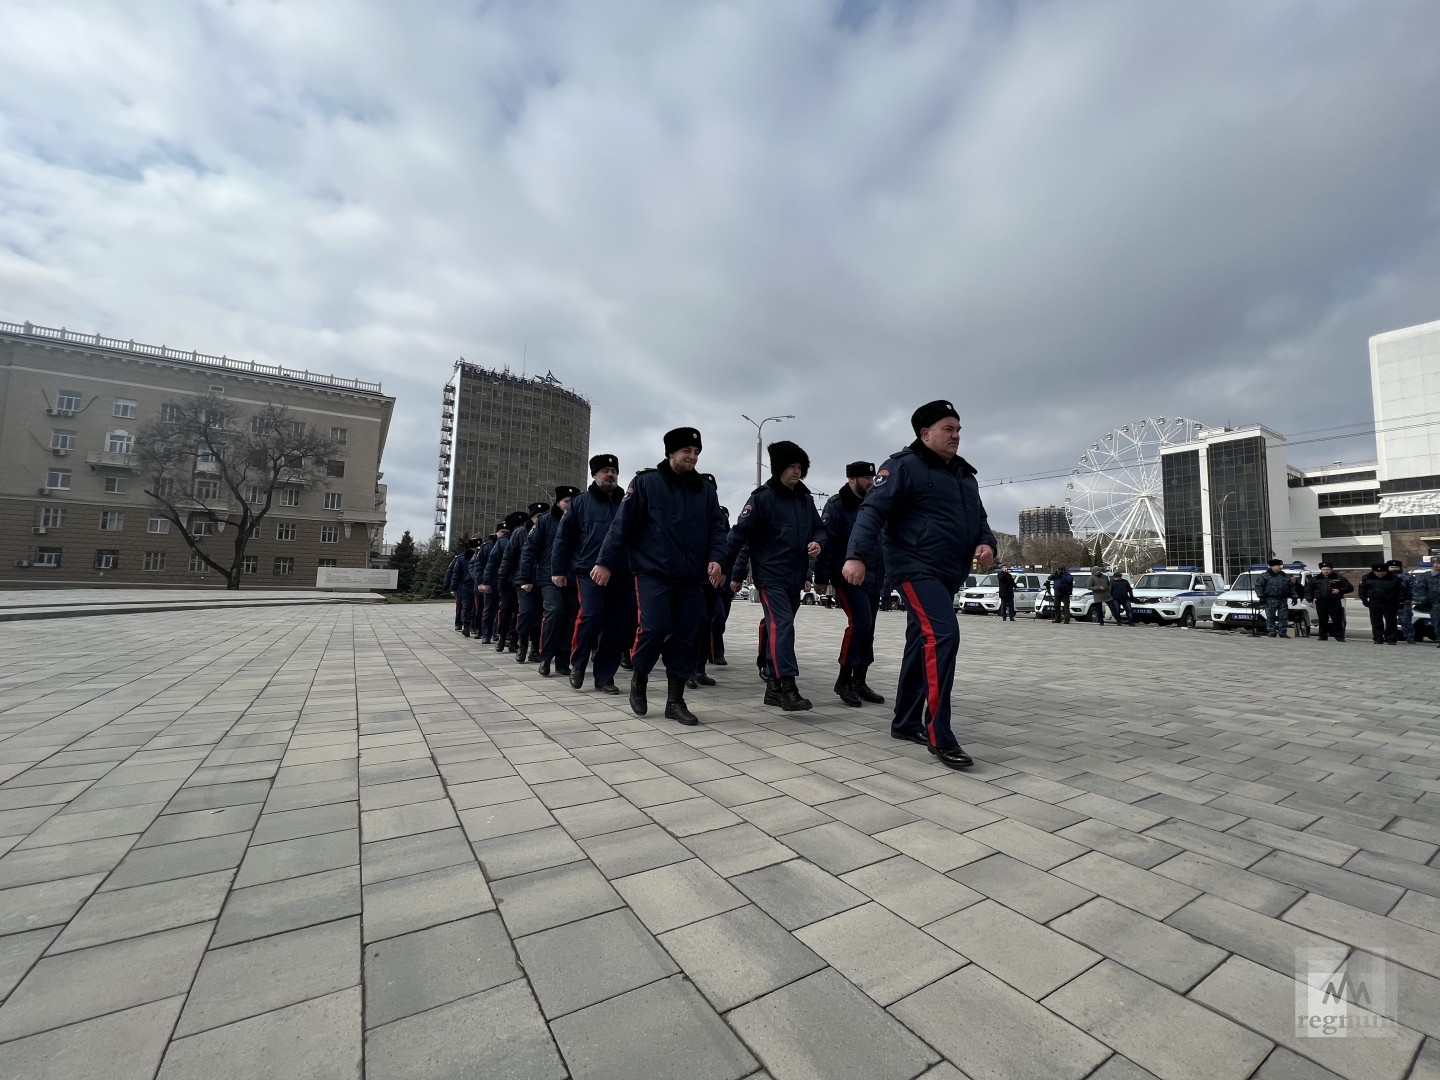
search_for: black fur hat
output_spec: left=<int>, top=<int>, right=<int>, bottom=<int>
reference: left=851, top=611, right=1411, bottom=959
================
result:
left=767, top=440, right=810, bottom=478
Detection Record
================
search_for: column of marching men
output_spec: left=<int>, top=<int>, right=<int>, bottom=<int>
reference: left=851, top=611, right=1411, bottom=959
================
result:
left=443, top=400, right=997, bottom=770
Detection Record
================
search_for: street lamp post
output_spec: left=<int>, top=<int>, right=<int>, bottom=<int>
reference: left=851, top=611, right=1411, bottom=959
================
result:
left=740, top=413, right=795, bottom=490
left=1217, top=491, right=1235, bottom=582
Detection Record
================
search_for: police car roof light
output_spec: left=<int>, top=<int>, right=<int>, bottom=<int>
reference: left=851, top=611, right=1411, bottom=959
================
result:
left=1285, top=562, right=1306, bottom=570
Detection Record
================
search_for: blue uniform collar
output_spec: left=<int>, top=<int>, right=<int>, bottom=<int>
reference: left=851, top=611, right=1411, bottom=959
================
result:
left=838, top=483, right=863, bottom=511
left=907, top=439, right=978, bottom=477
left=765, top=476, right=810, bottom=499
left=658, top=459, right=704, bottom=491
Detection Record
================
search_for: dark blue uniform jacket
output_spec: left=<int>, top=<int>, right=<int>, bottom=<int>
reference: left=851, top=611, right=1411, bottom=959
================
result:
left=467, top=540, right=494, bottom=587
left=816, top=484, right=883, bottom=589
left=520, top=508, right=563, bottom=585
left=726, top=478, right=825, bottom=589
left=552, top=484, right=625, bottom=576
left=846, top=440, right=996, bottom=594
left=482, top=535, right=509, bottom=590
left=599, top=461, right=728, bottom=583
left=500, top=523, right=531, bottom=587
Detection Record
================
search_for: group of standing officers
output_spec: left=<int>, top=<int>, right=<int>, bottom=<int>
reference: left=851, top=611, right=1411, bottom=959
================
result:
left=443, top=400, right=996, bottom=770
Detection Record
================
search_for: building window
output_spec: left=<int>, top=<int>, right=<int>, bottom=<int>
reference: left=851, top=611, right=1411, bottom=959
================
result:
left=327, top=460, right=345, bottom=478
left=248, top=523, right=261, bottom=539
left=194, top=479, right=220, bottom=501
left=148, top=516, right=170, bottom=534
left=280, top=488, right=300, bottom=507
left=250, top=415, right=265, bottom=433
left=1161, top=451, right=1203, bottom=570
left=331, top=427, right=347, bottom=445
left=41, top=507, right=65, bottom=528
left=191, top=520, right=216, bottom=537
left=289, top=421, right=305, bottom=437
left=95, top=549, right=119, bottom=570
left=1379, top=475, right=1440, bottom=495
left=55, top=389, right=81, bottom=413
left=1317, top=490, right=1378, bottom=510
left=1290, top=470, right=1378, bottom=489
left=273, top=557, right=295, bottom=576
left=99, top=511, right=124, bottom=532
left=241, top=555, right=258, bottom=575
left=51, top=429, right=76, bottom=451
left=321, top=525, right=340, bottom=544
left=188, top=552, right=210, bottom=573
left=1319, top=514, right=1381, bottom=538
left=245, top=484, right=263, bottom=504
left=276, top=522, right=297, bottom=541
left=142, top=551, right=167, bottom=572
left=47, top=469, right=72, bottom=490
left=324, top=493, right=342, bottom=510
left=153, top=477, right=175, bottom=498
left=113, top=398, right=138, bottom=419
left=104, top=476, right=129, bottom=494
left=318, top=558, right=338, bottom=567
left=160, top=403, right=183, bottom=423
left=107, top=432, right=134, bottom=454
left=35, top=548, right=62, bottom=568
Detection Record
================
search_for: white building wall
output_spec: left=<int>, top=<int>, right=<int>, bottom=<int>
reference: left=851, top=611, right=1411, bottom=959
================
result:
left=1370, top=319, right=1440, bottom=487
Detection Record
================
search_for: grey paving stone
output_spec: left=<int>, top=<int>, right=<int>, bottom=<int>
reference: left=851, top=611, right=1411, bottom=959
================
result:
left=262, top=777, right=357, bottom=813
left=949, top=853, right=1094, bottom=922
left=1144, top=819, right=1271, bottom=868
left=1044, top=960, right=1272, bottom=1080
left=682, top=822, right=796, bottom=876
left=248, top=801, right=359, bottom=845
left=533, top=776, right=619, bottom=810
left=1282, top=894, right=1440, bottom=979
left=516, top=908, right=678, bottom=1019
left=1166, top=892, right=1345, bottom=977
left=551, top=797, right=651, bottom=839
left=473, top=825, right=584, bottom=879
left=1249, top=849, right=1404, bottom=914
left=17, top=802, right=165, bottom=848
left=156, top=986, right=361, bottom=1080
left=774, top=821, right=891, bottom=874
left=358, top=776, right=445, bottom=812
left=980, top=792, right=1086, bottom=832
left=614, top=858, right=748, bottom=934
left=491, top=859, right=625, bottom=938
left=646, top=796, right=745, bottom=837
left=1229, top=819, right=1359, bottom=867
left=1050, top=896, right=1227, bottom=992
left=211, top=866, right=361, bottom=948
left=963, top=819, right=1087, bottom=871
left=1088, top=1057, right=1163, bottom=1080
left=1410, top=1039, right=1440, bottom=1080
left=360, top=827, right=474, bottom=885
left=901, top=792, right=1002, bottom=833
left=840, top=855, right=981, bottom=926
left=552, top=974, right=758, bottom=1080
left=177, top=917, right=359, bottom=1036
left=1306, top=818, right=1439, bottom=865
left=694, top=775, right=782, bottom=807
left=364, top=979, right=566, bottom=1080
left=1191, top=955, right=1421, bottom=1080
left=1055, top=819, right=1181, bottom=868
left=929, top=897, right=1101, bottom=998
left=1394, top=891, right=1440, bottom=934
left=448, top=775, right=534, bottom=810
left=1345, top=849, right=1440, bottom=898
left=136, top=802, right=263, bottom=847
left=658, top=903, right=825, bottom=1012
left=891, top=964, right=1108, bottom=1080
left=732, top=857, right=867, bottom=930
left=104, top=832, right=251, bottom=890
left=364, top=911, right=518, bottom=1028
left=51, top=869, right=232, bottom=953
left=0, top=925, right=58, bottom=999
left=362, top=863, right=494, bottom=943
left=0, top=922, right=210, bottom=1041
left=0, top=996, right=183, bottom=1080
left=233, top=829, right=360, bottom=889
left=1151, top=850, right=1304, bottom=916
left=872, top=820, right=993, bottom=873
left=1053, top=851, right=1199, bottom=919
left=1250, top=1047, right=1345, bottom=1079
left=1059, top=791, right=1168, bottom=831
left=578, top=823, right=692, bottom=878
left=728, top=968, right=940, bottom=1080
left=796, top=901, right=963, bottom=1005
left=458, top=798, right=557, bottom=842
left=0, top=834, right=134, bottom=889
left=818, top=793, right=920, bottom=834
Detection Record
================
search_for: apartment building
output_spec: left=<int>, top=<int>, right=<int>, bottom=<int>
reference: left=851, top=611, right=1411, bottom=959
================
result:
left=0, top=320, right=394, bottom=588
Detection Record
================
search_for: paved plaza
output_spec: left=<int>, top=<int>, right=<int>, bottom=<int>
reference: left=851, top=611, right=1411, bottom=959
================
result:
left=2, top=600, right=1440, bottom=1079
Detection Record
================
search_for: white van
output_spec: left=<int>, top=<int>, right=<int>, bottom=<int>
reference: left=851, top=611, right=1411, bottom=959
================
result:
left=1129, top=567, right=1228, bottom=627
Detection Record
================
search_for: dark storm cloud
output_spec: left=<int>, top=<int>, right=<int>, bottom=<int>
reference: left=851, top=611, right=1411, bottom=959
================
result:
left=2, top=0, right=1438, bottom=538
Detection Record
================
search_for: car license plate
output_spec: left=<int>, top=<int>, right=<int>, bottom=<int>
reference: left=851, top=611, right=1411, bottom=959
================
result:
left=1228, top=613, right=1255, bottom=622
left=963, top=603, right=983, bottom=611
left=1132, top=607, right=1154, bottom=615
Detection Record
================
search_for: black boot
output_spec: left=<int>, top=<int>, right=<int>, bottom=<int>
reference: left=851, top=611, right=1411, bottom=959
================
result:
left=833, top=666, right=862, bottom=708
left=619, top=652, right=633, bottom=670
left=494, top=635, right=507, bottom=653
left=780, top=677, right=813, bottom=712
left=664, top=676, right=699, bottom=726
left=694, top=662, right=716, bottom=687
left=462, top=626, right=471, bottom=638
left=538, top=658, right=551, bottom=677
left=628, top=672, right=648, bottom=716
left=516, top=640, right=529, bottom=664
left=763, top=677, right=782, bottom=707
left=568, top=665, right=586, bottom=690
left=685, top=676, right=699, bottom=690
left=852, top=665, right=885, bottom=704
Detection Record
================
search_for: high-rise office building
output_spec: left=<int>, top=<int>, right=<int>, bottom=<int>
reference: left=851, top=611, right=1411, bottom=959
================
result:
left=1371, top=319, right=1440, bottom=564
left=1018, top=506, right=1072, bottom=541
left=436, top=362, right=591, bottom=545
left=0, top=319, right=394, bottom=587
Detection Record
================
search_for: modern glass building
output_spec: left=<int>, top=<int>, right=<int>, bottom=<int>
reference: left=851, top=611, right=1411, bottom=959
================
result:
left=1018, top=506, right=1072, bottom=541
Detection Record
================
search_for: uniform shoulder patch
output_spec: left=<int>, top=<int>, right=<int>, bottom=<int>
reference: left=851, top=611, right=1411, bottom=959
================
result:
left=739, top=503, right=754, bottom=518
left=873, top=468, right=891, bottom=488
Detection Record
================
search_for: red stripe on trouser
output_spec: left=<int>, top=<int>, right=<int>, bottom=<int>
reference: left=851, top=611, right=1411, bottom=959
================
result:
left=835, top=587, right=854, bottom=664
left=758, top=588, right=780, bottom=673
left=632, top=578, right=644, bottom=653
left=571, top=585, right=586, bottom=657
left=901, top=582, right=942, bottom=747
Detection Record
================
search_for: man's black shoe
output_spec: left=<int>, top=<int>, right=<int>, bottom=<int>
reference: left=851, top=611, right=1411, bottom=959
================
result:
left=891, top=728, right=928, bottom=746
left=619, top=655, right=633, bottom=670
left=695, top=671, right=716, bottom=687
left=480, top=636, right=492, bottom=645
left=538, top=659, right=552, bottom=677
left=568, top=668, right=585, bottom=690
left=685, top=676, right=699, bottom=690
left=712, top=657, right=729, bottom=666
left=930, top=745, right=974, bottom=769
left=599, top=683, right=620, bottom=695
left=629, top=673, right=648, bottom=716
left=462, top=627, right=471, bottom=638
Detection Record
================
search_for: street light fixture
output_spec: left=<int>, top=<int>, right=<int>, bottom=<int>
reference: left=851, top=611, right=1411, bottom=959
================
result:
left=1217, top=491, right=1235, bottom=581
left=741, top=413, right=795, bottom=490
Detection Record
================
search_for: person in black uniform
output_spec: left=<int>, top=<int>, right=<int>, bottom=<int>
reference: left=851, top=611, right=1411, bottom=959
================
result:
left=472, top=528, right=501, bottom=641
left=595, top=427, right=728, bottom=725
left=1305, top=561, right=1353, bottom=642
left=816, top=461, right=885, bottom=707
left=710, top=507, right=735, bottom=666
left=726, top=441, right=825, bottom=711
left=524, top=485, right=582, bottom=676
left=483, top=512, right=527, bottom=651
left=843, top=400, right=996, bottom=769
left=689, top=475, right=725, bottom=690
left=506, top=502, right=549, bottom=663
left=553, top=455, right=632, bottom=694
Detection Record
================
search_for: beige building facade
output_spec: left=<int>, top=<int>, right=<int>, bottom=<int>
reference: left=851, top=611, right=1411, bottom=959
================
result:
left=0, top=320, right=394, bottom=588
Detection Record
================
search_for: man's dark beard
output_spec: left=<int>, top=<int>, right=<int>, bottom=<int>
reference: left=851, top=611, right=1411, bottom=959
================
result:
left=597, top=479, right=618, bottom=493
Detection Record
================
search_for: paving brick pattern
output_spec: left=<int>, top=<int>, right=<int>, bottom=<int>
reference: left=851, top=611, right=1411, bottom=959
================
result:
left=1, top=603, right=1439, bottom=1078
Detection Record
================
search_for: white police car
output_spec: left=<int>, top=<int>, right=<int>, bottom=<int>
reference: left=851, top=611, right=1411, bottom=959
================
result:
left=1129, top=567, right=1227, bottom=627
left=955, top=571, right=1047, bottom=615
left=949, top=575, right=980, bottom=611
left=1210, top=563, right=1313, bottom=634
left=1034, top=573, right=1094, bottom=620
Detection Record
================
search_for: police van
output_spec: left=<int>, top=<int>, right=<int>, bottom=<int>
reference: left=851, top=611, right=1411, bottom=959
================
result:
left=956, top=571, right=1047, bottom=615
left=1129, top=567, right=1227, bottom=627
left=1209, top=563, right=1313, bottom=634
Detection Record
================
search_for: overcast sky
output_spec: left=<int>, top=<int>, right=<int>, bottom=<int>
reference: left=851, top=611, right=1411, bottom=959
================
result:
left=5, top=0, right=1440, bottom=541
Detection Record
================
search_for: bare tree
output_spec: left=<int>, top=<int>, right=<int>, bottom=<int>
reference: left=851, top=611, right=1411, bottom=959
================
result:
left=992, top=530, right=1023, bottom=567
left=1022, top=533, right=1088, bottom=571
left=136, top=394, right=338, bottom=589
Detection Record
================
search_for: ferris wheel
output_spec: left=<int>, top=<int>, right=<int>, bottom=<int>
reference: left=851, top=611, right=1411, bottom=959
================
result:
left=1065, top=417, right=1205, bottom=570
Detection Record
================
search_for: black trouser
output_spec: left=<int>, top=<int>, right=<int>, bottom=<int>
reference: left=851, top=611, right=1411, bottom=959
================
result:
left=539, top=582, right=578, bottom=663
left=480, top=589, right=498, bottom=639
left=495, top=585, right=517, bottom=644
left=1369, top=603, right=1399, bottom=643
left=1315, top=599, right=1345, bottom=641
left=517, top=585, right=541, bottom=647
left=711, top=588, right=734, bottom=660
left=694, top=583, right=718, bottom=669
left=1113, top=598, right=1133, bottom=624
